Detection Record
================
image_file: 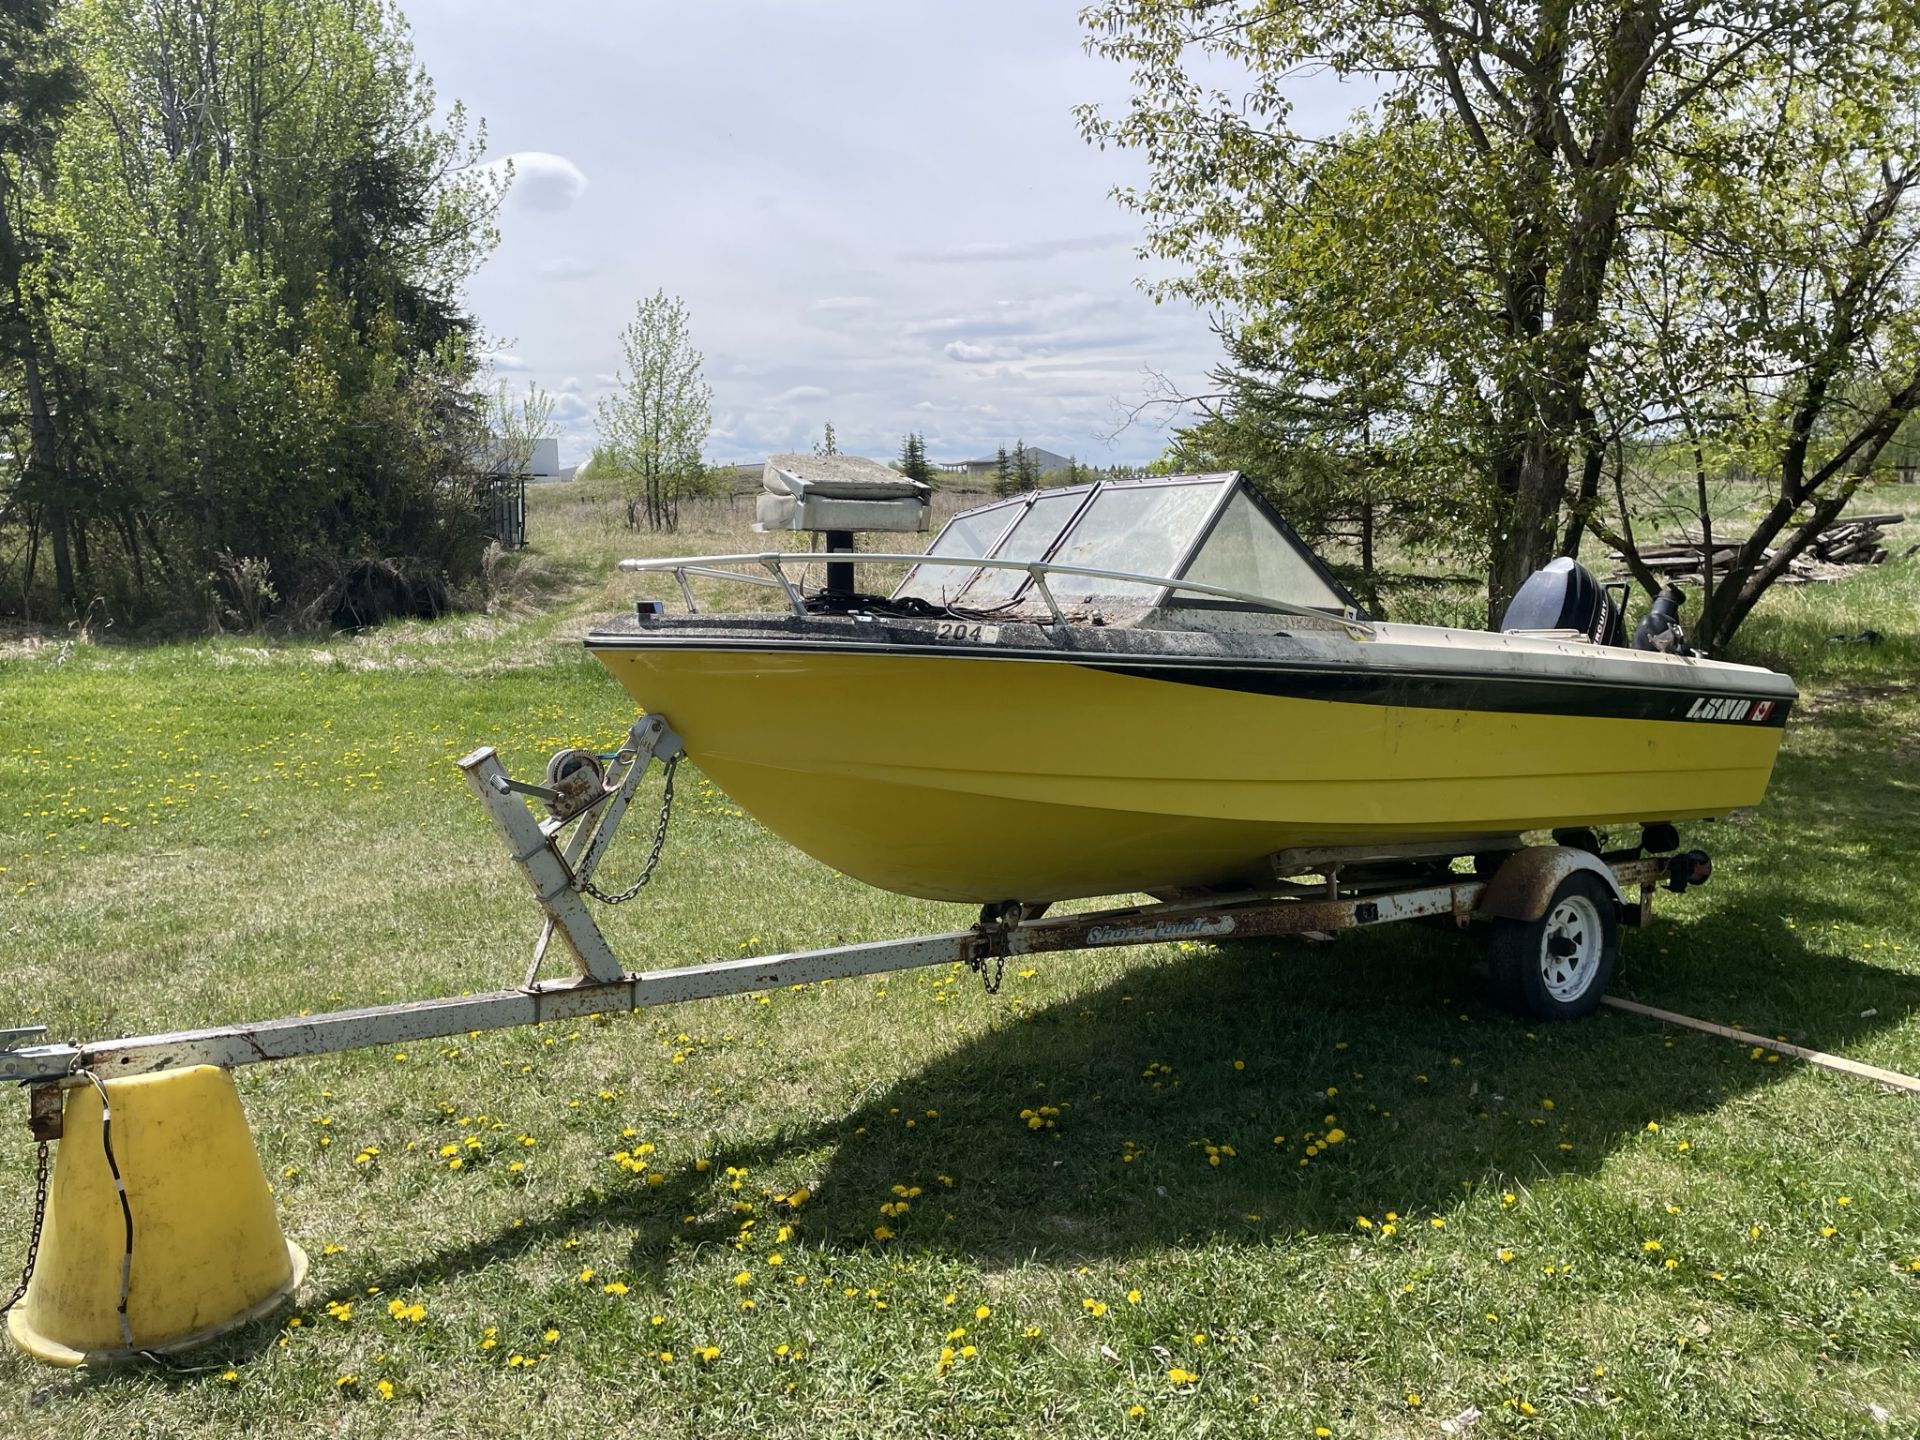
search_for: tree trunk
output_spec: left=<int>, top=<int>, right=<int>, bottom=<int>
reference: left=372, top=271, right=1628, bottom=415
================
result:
left=20, top=349, right=75, bottom=607
left=1560, top=433, right=1604, bottom=559
left=1487, top=436, right=1568, bottom=624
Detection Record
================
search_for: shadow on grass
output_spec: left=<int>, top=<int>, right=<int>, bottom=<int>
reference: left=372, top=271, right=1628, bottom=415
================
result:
left=215, top=905, right=1916, bottom=1354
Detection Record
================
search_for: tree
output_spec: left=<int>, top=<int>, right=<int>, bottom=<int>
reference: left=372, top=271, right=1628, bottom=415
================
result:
left=596, top=290, right=711, bottom=532
left=2, top=0, right=504, bottom=625
left=991, top=446, right=1015, bottom=496
left=814, top=420, right=838, bottom=457
left=1079, top=0, right=1892, bottom=623
left=1578, top=38, right=1920, bottom=653
left=897, top=431, right=932, bottom=483
left=1012, top=440, right=1039, bottom=492
left=491, top=378, right=557, bottom=477
left=0, top=0, right=79, bottom=612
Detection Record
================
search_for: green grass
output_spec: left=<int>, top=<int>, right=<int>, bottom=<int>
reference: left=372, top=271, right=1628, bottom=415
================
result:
left=2, top=483, right=1918, bottom=1437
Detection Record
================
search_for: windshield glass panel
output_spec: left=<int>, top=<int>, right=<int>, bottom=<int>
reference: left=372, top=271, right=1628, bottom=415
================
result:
left=1043, top=483, right=1223, bottom=603
left=894, top=501, right=1019, bottom=603
left=955, top=491, right=1089, bottom=607
left=1182, top=489, right=1347, bottom=610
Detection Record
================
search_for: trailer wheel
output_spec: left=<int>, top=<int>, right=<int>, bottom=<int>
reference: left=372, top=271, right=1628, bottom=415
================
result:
left=1488, top=872, right=1618, bottom=1020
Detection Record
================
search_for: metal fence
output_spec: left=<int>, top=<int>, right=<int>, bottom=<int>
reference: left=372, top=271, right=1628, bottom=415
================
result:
left=483, top=474, right=527, bottom=549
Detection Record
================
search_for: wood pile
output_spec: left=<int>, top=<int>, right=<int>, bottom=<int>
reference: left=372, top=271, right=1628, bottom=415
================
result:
left=1611, top=514, right=1906, bottom=585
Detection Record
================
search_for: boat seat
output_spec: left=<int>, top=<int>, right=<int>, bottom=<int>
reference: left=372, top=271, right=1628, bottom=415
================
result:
left=1500, top=557, right=1624, bottom=647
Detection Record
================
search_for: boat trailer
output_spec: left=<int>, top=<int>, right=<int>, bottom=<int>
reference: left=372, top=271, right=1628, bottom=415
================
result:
left=1, top=712, right=1708, bottom=1093
left=0, top=713, right=1711, bottom=1363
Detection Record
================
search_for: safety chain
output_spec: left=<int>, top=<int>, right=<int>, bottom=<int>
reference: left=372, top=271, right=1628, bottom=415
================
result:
left=967, top=952, right=1007, bottom=996
left=0, top=1139, right=51, bottom=1317
left=582, top=753, right=681, bottom=905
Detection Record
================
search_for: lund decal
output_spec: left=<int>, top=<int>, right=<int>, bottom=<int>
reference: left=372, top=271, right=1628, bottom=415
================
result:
left=1086, top=916, right=1237, bottom=946
left=1687, top=696, right=1753, bottom=722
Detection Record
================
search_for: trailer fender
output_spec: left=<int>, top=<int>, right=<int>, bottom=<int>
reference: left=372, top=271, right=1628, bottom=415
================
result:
left=1478, top=847, right=1623, bottom=923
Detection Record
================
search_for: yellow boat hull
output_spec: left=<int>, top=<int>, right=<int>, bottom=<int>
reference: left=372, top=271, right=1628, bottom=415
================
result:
left=589, top=640, right=1789, bottom=904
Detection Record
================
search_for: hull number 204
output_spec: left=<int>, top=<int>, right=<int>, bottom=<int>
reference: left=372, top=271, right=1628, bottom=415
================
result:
left=934, top=621, right=998, bottom=643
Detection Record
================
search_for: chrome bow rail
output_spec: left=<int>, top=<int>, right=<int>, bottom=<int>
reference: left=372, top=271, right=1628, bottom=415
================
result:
left=615, top=551, right=1374, bottom=635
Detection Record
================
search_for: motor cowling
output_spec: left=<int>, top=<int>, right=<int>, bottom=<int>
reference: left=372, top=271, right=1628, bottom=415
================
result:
left=1500, top=557, right=1625, bottom=646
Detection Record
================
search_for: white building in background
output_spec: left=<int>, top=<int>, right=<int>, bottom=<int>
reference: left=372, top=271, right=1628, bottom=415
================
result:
left=483, top=435, right=566, bottom=481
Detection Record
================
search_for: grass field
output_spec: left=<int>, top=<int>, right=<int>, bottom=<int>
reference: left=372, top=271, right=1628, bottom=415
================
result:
left=1, top=482, right=1918, bottom=1438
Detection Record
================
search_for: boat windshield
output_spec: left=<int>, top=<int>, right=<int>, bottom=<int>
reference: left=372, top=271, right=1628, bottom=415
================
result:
left=1042, top=482, right=1220, bottom=603
left=1182, top=487, right=1349, bottom=611
left=951, top=490, right=1091, bottom=608
left=892, top=499, right=1021, bottom=604
left=892, top=471, right=1358, bottom=617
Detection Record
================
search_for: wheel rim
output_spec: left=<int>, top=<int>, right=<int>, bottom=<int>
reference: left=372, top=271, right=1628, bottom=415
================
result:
left=1540, top=894, right=1603, bottom=1003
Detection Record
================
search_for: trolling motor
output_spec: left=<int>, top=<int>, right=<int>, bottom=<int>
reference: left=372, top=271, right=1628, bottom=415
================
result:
left=1634, top=585, right=1693, bottom=656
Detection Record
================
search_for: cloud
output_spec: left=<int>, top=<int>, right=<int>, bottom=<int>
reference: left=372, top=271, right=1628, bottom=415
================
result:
left=809, top=295, right=876, bottom=312
left=483, top=350, right=529, bottom=371
left=768, top=384, right=831, bottom=404
left=944, top=340, right=1029, bottom=363
left=902, top=233, right=1135, bottom=264
left=536, top=255, right=601, bottom=281
left=551, top=393, right=595, bottom=425
left=484, top=152, right=590, bottom=212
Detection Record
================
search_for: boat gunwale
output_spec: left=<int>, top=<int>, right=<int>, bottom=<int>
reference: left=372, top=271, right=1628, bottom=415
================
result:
left=585, top=625, right=1797, bottom=727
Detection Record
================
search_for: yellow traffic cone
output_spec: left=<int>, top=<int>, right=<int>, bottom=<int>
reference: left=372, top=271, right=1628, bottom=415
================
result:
left=6, top=1065, right=307, bottom=1365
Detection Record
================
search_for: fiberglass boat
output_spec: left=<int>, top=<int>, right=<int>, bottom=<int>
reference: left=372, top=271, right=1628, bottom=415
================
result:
left=585, top=469, right=1794, bottom=905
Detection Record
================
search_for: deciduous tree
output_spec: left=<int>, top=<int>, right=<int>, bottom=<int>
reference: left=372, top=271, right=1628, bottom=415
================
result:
left=596, top=290, right=711, bottom=531
left=1079, top=0, right=1900, bottom=624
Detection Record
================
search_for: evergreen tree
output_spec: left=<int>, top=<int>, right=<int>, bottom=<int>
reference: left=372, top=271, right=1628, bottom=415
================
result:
left=991, top=446, right=1015, bottom=495
left=897, top=431, right=932, bottom=483
left=1012, top=440, right=1039, bottom=491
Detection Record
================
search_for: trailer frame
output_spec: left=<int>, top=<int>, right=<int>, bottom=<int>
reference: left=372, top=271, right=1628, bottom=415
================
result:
left=1, top=714, right=1680, bottom=1118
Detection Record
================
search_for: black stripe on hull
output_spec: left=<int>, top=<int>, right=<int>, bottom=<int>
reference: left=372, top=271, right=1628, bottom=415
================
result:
left=1092, top=663, right=1793, bottom=727
left=585, top=634, right=1794, bottom=729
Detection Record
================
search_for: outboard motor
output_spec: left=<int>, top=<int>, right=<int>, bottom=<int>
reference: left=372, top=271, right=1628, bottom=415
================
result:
left=1499, top=557, right=1625, bottom=646
left=1632, top=585, right=1693, bottom=656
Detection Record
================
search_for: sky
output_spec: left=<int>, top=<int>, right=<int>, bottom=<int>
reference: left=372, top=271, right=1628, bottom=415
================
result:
left=399, top=0, right=1221, bottom=470
left=399, top=1, right=1295, bottom=470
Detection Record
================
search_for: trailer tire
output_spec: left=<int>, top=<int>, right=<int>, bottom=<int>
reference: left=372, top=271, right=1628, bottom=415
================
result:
left=1488, top=872, right=1618, bottom=1020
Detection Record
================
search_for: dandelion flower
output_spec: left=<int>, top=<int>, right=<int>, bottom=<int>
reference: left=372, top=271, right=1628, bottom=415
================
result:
left=1168, top=1367, right=1199, bottom=1385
